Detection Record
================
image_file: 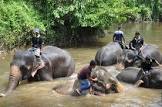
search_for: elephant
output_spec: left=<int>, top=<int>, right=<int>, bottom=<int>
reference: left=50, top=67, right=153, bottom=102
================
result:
left=95, top=43, right=162, bottom=68
left=0, top=46, right=75, bottom=97
left=95, top=42, right=123, bottom=66
left=70, top=66, right=124, bottom=96
left=116, top=67, right=162, bottom=88
left=123, top=44, right=162, bottom=68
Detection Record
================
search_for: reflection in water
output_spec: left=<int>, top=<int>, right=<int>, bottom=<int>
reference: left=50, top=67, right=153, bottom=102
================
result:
left=0, top=23, right=162, bottom=107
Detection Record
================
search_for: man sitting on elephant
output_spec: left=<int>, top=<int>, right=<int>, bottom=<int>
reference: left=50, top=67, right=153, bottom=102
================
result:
left=31, top=28, right=45, bottom=77
left=75, top=60, right=97, bottom=95
left=135, top=55, right=161, bottom=87
left=113, top=26, right=125, bottom=49
left=129, top=32, right=144, bottom=55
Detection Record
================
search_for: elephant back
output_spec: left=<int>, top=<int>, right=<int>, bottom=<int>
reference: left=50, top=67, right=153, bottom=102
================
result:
left=41, top=46, right=75, bottom=77
left=41, top=46, right=71, bottom=61
left=141, top=44, right=162, bottom=63
left=150, top=67, right=162, bottom=81
left=116, top=67, right=140, bottom=84
left=95, top=42, right=123, bottom=66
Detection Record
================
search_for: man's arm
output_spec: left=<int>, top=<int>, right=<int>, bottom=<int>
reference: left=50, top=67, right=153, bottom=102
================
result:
left=129, top=41, right=136, bottom=50
left=31, top=37, right=35, bottom=47
left=152, top=59, right=160, bottom=66
left=113, top=34, right=116, bottom=42
left=122, top=35, right=125, bottom=43
left=141, top=38, right=144, bottom=45
left=39, top=37, right=43, bottom=49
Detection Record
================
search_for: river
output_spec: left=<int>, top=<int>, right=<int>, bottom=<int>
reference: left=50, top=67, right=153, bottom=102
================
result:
left=0, top=22, right=162, bottom=107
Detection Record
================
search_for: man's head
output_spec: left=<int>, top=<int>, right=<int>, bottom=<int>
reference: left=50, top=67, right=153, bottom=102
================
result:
left=145, top=55, right=152, bottom=63
left=118, top=26, right=121, bottom=30
left=90, top=60, right=97, bottom=68
left=135, top=31, right=140, bottom=38
left=33, top=28, right=40, bottom=37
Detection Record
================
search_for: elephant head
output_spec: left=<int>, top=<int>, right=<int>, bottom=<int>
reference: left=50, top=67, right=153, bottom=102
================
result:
left=123, top=44, right=162, bottom=68
left=122, top=49, right=142, bottom=68
left=0, top=51, right=35, bottom=97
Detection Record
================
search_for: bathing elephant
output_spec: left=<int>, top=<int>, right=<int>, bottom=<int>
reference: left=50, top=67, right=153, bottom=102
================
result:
left=123, top=44, right=162, bottom=68
left=71, top=66, right=124, bottom=96
left=95, top=42, right=123, bottom=66
left=0, top=46, right=75, bottom=97
left=116, top=67, right=162, bottom=88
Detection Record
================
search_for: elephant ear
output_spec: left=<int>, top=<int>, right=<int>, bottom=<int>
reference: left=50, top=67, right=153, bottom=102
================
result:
left=20, top=65, right=31, bottom=80
left=92, top=66, right=118, bottom=84
left=92, top=66, right=125, bottom=93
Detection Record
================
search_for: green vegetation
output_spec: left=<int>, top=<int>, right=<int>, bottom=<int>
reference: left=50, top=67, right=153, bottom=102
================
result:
left=0, top=0, right=45, bottom=50
left=0, top=0, right=162, bottom=49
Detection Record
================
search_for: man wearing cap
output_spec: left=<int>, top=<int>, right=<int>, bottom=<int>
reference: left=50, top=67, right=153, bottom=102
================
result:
left=31, top=28, right=45, bottom=77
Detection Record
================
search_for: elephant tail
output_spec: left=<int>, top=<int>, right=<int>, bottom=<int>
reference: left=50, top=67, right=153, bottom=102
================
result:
left=95, top=48, right=102, bottom=66
left=95, top=47, right=106, bottom=66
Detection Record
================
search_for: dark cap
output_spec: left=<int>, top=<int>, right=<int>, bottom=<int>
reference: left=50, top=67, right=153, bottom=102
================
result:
left=135, top=31, right=140, bottom=36
left=90, top=60, right=97, bottom=66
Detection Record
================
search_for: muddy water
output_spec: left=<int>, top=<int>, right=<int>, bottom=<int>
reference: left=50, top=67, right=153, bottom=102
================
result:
left=0, top=22, right=162, bottom=107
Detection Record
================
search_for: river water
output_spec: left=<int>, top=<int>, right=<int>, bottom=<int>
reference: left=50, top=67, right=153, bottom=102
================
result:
left=0, top=22, right=162, bottom=107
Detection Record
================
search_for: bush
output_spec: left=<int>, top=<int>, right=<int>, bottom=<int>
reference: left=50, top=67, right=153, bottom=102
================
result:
left=0, top=0, right=45, bottom=50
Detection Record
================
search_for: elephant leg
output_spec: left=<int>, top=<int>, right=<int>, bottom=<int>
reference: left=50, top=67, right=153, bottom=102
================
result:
left=39, top=67, right=53, bottom=81
left=41, top=72, right=53, bottom=81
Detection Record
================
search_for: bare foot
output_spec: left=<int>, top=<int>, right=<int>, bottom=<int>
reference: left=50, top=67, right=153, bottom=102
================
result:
left=31, top=62, right=45, bottom=77
left=0, top=93, right=6, bottom=97
left=31, top=70, right=37, bottom=77
left=75, top=89, right=81, bottom=95
left=135, top=80, right=144, bottom=87
left=116, top=63, right=124, bottom=70
left=105, top=83, right=111, bottom=89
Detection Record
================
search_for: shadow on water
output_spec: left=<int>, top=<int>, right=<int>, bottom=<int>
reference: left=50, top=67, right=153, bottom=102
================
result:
left=0, top=22, right=162, bottom=107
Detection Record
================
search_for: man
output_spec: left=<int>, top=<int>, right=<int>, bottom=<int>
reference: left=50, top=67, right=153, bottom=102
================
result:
left=129, top=32, right=144, bottom=54
left=76, top=60, right=97, bottom=95
left=135, top=56, right=160, bottom=87
left=31, top=28, right=45, bottom=77
left=113, top=27, right=125, bottom=49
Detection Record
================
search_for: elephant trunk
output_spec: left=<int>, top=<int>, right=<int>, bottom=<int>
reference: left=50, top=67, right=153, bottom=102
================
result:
left=0, top=65, right=21, bottom=97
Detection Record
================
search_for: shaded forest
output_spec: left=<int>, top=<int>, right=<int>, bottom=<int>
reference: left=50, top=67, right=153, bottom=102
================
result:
left=0, top=0, right=162, bottom=50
